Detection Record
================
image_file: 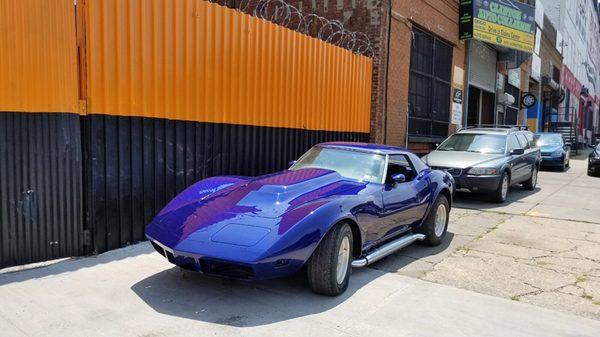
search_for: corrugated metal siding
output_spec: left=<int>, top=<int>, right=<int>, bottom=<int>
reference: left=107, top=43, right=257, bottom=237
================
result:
left=85, top=115, right=368, bottom=253
left=0, top=0, right=79, bottom=113
left=0, top=113, right=83, bottom=268
left=85, top=0, right=372, bottom=133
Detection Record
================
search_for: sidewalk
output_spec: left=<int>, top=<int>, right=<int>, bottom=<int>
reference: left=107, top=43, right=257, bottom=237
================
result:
left=1, top=243, right=599, bottom=337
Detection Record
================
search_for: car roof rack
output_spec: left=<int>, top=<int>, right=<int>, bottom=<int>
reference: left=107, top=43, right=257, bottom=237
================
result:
left=462, top=124, right=529, bottom=131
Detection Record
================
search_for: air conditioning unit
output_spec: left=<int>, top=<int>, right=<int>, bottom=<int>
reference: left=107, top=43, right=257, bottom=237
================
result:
left=497, top=93, right=516, bottom=106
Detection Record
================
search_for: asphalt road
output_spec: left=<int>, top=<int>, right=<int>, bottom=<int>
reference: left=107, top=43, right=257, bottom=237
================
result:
left=1, top=151, right=599, bottom=336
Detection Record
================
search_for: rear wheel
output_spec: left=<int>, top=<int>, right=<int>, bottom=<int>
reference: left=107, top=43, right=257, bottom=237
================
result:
left=417, top=195, right=450, bottom=246
left=307, top=223, right=353, bottom=296
left=523, top=167, right=538, bottom=190
left=493, top=172, right=510, bottom=203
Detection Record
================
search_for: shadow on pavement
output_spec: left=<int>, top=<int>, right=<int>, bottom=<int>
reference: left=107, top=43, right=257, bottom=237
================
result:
left=131, top=265, right=363, bottom=327
left=131, top=233, right=456, bottom=327
left=0, top=243, right=155, bottom=286
left=453, top=185, right=541, bottom=211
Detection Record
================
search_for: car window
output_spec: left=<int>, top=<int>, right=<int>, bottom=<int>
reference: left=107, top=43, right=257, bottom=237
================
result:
left=516, top=133, right=529, bottom=149
left=290, top=147, right=386, bottom=183
left=507, top=135, right=521, bottom=151
left=524, top=132, right=535, bottom=148
left=437, top=133, right=507, bottom=154
left=386, top=155, right=416, bottom=184
left=536, top=133, right=564, bottom=147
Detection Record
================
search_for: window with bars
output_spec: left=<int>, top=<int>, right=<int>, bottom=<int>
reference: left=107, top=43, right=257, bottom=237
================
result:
left=408, top=27, right=452, bottom=142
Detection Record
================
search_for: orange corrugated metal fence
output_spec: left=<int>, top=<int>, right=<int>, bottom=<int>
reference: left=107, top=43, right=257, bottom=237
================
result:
left=0, top=0, right=79, bottom=113
left=85, top=0, right=373, bottom=133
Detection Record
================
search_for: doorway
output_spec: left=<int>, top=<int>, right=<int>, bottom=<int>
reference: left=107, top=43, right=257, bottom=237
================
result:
left=467, top=85, right=496, bottom=126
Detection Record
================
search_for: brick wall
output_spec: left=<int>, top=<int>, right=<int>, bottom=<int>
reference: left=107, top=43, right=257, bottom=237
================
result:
left=385, top=0, right=467, bottom=152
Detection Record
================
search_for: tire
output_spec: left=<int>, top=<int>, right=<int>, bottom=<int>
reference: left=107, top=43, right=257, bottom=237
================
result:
left=307, top=223, right=353, bottom=296
left=523, top=167, right=538, bottom=190
left=417, top=195, right=450, bottom=246
left=493, top=172, right=510, bottom=203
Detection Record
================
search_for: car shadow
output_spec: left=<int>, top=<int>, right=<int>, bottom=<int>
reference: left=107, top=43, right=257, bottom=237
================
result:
left=539, top=165, right=570, bottom=173
left=130, top=232, right=456, bottom=327
left=452, top=185, right=541, bottom=211
left=131, top=262, right=374, bottom=327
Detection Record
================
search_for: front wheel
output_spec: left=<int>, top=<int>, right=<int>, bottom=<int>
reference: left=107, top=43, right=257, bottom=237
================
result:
left=307, top=223, right=353, bottom=296
left=493, top=172, right=510, bottom=203
left=417, top=195, right=450, bottom=246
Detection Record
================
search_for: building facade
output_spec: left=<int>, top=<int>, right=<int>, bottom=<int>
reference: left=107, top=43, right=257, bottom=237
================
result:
left=540, top=0, right=600, bottom=144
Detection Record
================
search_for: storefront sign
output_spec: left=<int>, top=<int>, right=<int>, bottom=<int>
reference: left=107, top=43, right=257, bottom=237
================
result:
left=453, top=88, right=464, bottom=104
left=562, top=65, right=582, bottom=98
left=459, top=0, right=535, bottom=53
left=452, top=103, right=463, bottom=125
left=508, top=68, right=521, bottom=88
left=521, top=92, right=537, bottom=108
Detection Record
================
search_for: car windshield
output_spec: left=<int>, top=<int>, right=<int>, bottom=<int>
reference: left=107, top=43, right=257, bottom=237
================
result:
left=290, top=147, right=386, bottom=183
left=536, top=134, right=563, bottom=146
left=437, top=133, right=506, bottom=154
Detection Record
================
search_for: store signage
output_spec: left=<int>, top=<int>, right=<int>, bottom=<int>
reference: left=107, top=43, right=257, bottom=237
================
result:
left=453, top=88, right=464, bottom=104
left=451, top=88, right=464, bottom=125
left=459, top=0, right=536, bottom=53
left=521, top=92, right=537, bottom=108
left=508, top=68, right=521, bottom=87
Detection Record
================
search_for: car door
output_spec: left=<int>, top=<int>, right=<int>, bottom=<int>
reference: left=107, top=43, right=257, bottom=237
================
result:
left=507, top=134, right=528, bottom=182
left=377, top=155, right=431, bottom=241
left=517, top=132, right=536, bottom=174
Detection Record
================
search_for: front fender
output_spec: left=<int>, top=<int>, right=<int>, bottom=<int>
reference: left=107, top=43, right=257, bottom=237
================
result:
left=420, top=170, right=453, bottom=226
left=259, top=199, right=359, bottom=265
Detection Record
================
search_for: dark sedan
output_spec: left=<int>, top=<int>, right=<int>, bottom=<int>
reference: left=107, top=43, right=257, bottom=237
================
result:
left=536, top=132, right=570, bottom=171
left=589, top=144, right=600, bottom=176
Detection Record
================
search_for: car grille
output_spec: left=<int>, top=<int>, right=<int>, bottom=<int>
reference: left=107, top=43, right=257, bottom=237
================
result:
left=431, top=166, right=462, bottom=177
left=149, top=237, right=254, bottom=279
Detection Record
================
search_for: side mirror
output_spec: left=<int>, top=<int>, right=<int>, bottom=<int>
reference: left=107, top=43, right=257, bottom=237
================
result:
left=589, top=144, right=596, bottom=149
left=434, top=143, right=440, bottom=149
left=288, top=160, right=297, bottom=167
left=510, top=148, right=525, bottom=155
left=391, top=173, right=406, bottom=184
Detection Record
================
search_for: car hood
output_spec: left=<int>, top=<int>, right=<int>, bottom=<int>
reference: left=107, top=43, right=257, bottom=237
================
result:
left=146, top=168, right=367, bottom=249
left=540, top=145, right=562, bottom=154
left=423, top=151, right=505, bottom=169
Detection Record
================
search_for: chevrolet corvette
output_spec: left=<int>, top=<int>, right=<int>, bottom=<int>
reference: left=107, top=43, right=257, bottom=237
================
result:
left=146, top=142, right=454, bottom=296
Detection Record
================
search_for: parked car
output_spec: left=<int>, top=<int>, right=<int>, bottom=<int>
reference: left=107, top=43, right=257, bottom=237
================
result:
left=422, top=127, right=541, bottom=203
left=589, top=144, right=600, bottom=176
left=536, top=132, right=570, bottom=171
left=145, top=142, right=454, bottom=296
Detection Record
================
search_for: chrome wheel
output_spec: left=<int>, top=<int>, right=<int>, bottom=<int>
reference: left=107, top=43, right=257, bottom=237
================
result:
left=336, top=236, right=350, bottom=284
left=501, top=175, right=509, bottom=200
left=531, top=168, right=538, bottom=187
left=434, top=203, right=447, bottom=237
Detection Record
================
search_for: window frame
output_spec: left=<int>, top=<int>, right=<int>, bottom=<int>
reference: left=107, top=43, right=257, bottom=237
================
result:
left=407, top=27, right=453, bottom=143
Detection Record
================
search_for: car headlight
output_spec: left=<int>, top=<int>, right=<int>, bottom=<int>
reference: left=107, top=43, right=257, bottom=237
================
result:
left=552, top=150, right=563, bottom=157
left=468, top=167, right=498, bottom=176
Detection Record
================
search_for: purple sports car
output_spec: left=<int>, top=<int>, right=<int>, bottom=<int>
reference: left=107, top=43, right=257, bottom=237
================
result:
left=146, top=142, right=454, bottom=296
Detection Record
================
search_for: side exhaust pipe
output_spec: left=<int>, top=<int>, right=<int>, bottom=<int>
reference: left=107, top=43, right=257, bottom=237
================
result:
left=351, top=233, right=426, bottom=268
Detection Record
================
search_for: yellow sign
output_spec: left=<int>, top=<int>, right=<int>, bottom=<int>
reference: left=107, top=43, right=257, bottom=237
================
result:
left=473, top=18, right=534, bottom=53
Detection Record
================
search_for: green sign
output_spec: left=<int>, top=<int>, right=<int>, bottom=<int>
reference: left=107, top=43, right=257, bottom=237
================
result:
left=460, top=0, right=535, bottom=53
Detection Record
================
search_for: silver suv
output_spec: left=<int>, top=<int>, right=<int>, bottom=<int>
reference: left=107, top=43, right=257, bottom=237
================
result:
left=422, top=127, right=541, bottom=203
